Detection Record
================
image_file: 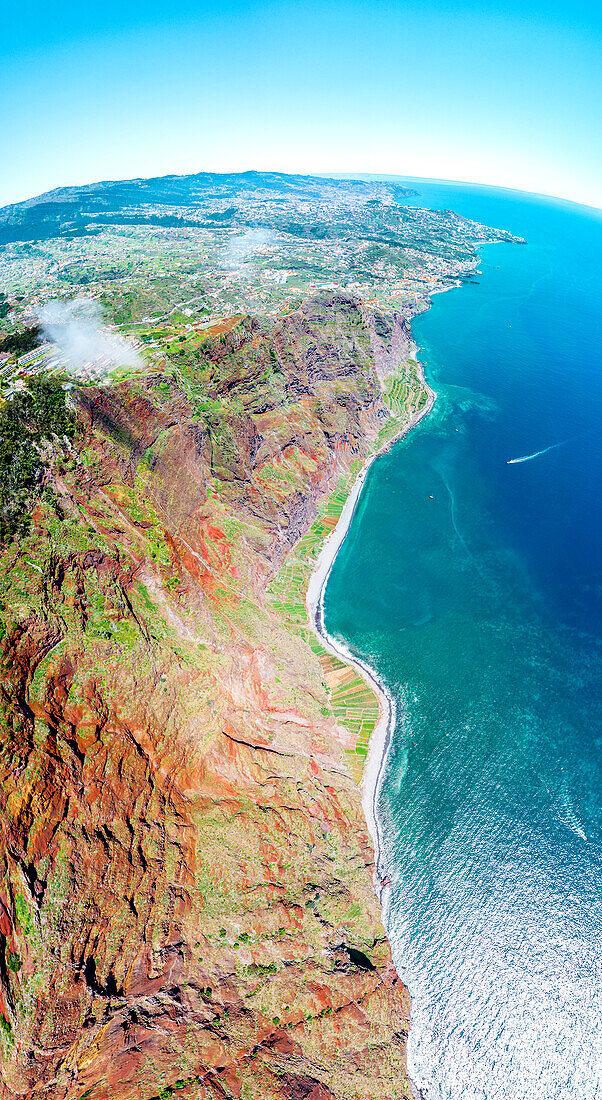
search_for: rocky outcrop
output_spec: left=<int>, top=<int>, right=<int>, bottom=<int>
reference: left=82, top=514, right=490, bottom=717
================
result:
left=362, top=307, right=414, bottom=383
left=0, top=294, right=415, bottom=1099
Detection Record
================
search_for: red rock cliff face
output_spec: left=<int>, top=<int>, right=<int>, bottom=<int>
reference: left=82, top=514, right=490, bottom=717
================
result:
left=0, top=295, right=413, bottom=1100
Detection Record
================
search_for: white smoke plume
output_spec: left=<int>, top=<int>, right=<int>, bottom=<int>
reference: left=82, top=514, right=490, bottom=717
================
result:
left=38, top=298, right=144, bottom=379
left=222, top=228, right=274, bottom=278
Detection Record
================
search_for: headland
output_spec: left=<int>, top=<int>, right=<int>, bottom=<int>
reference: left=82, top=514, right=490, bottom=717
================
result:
left=0, top=170, right=518, bottom=1100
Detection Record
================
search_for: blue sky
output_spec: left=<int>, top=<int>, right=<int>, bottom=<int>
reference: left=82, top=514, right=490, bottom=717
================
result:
left=1, top=0, right=601, bottom=209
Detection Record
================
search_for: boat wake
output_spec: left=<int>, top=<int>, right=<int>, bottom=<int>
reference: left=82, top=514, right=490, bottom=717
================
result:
left=507, top=439, right=568, bottom=464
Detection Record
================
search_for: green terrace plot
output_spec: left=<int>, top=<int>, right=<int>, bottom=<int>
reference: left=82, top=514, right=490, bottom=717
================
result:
left=383, top=358, right=426, bottom=418
left=268, top=470, right=381, bottom=782
left=268, top=560, right=308, bottom=626
left=267, top=363, right=428, bottom=781
left=308, top=635, right=380, bottom=785
left=384, top=375, right=412, bottom=415
left=268, top=473, right=357, bottom=626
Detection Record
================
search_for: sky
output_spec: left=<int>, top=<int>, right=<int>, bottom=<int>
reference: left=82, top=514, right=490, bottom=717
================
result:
left=1, top=0, right=601, bottom=210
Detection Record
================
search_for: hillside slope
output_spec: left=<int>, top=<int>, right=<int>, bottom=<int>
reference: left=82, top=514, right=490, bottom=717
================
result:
left=0, top=293, right=424, bottom=1100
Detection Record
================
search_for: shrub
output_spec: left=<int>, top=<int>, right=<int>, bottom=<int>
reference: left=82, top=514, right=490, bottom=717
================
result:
left=0, top=376, right=76, bottom=542
left=0, top=326, right=41, bottom=356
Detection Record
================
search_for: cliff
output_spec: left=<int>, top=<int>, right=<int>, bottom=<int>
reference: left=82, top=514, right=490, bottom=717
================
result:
left=0, top=293, right=424, bottom=1100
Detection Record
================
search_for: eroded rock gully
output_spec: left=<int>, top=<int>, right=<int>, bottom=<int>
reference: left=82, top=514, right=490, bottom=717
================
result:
left=0, top=294, right=415, bottom=1100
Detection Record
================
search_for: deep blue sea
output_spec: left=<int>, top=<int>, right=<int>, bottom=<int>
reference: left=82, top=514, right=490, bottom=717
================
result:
left=323, top=181, right=602, bottom=1099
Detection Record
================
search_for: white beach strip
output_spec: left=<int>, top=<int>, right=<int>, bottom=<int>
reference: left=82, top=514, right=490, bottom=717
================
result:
left=306, top=364, right=436, bottom=898
left=305, top=455, right=394, bottom=873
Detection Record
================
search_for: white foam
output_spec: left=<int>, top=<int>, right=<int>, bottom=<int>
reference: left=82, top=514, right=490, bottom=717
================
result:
left=507, top=439, right=568, bottom=464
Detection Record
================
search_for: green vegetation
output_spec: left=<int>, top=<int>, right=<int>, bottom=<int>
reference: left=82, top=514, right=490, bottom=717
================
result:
left=267, top=355, right=426, bottom=780
left=7, top=952, right=21, bottom=972
left=243, top=961, right=278, bottom=976
left=0, top=375, right=76, bottom=541
left=15, top=893, right=34, bottom=935
left=0, top=326, right=41, bottom=356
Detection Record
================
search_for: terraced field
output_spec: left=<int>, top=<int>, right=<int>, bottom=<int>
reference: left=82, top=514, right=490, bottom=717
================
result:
left=268, top=354, right=429, bottom=785
left=268, top=470, right=381, bottom=784
left=383, top=358, right=424, bottom=417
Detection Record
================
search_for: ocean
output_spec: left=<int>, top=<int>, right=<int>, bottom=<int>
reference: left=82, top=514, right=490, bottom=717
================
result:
left=322, top=181, right=602, bottom=1099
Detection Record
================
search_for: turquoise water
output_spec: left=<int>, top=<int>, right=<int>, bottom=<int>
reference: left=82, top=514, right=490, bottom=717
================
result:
left=323, top=182, right=602, bottom=1099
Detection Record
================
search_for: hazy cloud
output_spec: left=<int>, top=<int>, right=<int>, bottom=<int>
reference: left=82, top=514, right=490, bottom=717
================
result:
left=38, top=298, right=144, bottom=378
left=222, top=228, right=274, bottom=278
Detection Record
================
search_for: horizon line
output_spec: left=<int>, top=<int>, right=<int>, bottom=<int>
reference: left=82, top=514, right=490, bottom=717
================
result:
left=319, top=172, right=602, bottom=216
left=2, top=169, right=601, bottom=219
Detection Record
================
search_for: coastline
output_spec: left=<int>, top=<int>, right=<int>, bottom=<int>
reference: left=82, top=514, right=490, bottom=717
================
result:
left=306, top=351, right=436, bottom=897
